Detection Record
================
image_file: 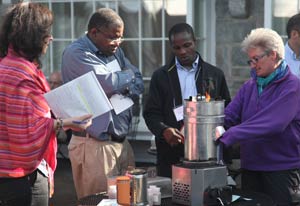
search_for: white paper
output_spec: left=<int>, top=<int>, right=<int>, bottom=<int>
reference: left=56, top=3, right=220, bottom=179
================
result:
left=109, top=94, right=134, bottom=115
left=232, top=195, right=240, bottom=202
left=97, top=199, right=118, bottom=206
left=94, top=64, right=109, bottom=74
left=106, top=59, right=121, bottom=72
left=173, top=105, right=184, bottom=121
left=44, top=71, right=113, bottom=119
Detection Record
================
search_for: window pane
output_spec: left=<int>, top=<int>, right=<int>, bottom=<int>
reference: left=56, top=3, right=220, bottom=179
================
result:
left=52, top=3, right=71, bottom=39
left=142, top=79, right=151, bottom=108
left=96, top=1, right=117, bottom=10
left=194, top=0, right=205, bottom=38
left=272, top=17, right=289, bottom=40
left=52, top=41, right=72, bottom=72
left=30, top=0, right=48, bottom=2
left=165, top=40, right=173, bottom=63
left=142, top=41, right=162, bottom=77
left=165, top=0, right=186, bottom=37
left=197, top=39, right=205, bottom=57
left=142, top=1, right=162, bottom=38
left=74, top=2, right=93, bottom=38
left=41, top=49, right=51, bottom=78
left=120, top=41, right=139, bottom=69
left=119, top=1, right=139, bottom=38
left=272, top=0, right=300, bottom=38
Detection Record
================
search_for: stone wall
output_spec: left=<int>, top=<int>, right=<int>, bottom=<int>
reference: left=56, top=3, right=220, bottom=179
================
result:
left=215, top=0, right=264, bottom=97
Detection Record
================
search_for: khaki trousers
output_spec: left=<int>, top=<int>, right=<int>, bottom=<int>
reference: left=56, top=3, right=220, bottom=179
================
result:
left=68, top=135, right=135, bottom=199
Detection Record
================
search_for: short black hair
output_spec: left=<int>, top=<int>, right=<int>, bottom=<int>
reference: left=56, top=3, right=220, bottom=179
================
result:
left=168, top=23, right=195, bottom=42
left=286, top=13, right=300, bottom=39
left=88, top=8, right=123, bottom=31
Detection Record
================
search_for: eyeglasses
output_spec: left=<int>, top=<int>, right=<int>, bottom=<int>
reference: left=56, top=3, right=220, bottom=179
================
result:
left=96, top=29, right=124, bottom=44
left=247, top=52, right=268, bottom=65
left=44, top=34, right=53, bottom=44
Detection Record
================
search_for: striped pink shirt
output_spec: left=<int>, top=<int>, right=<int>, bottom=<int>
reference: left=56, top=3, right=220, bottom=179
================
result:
left=0, top=47, right=57, bottom=178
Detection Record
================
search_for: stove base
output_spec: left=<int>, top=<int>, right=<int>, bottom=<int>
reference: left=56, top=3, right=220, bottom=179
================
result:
left=172, top=162, right=227, bottom=206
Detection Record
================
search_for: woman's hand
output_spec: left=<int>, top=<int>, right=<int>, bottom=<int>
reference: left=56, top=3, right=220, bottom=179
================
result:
left=62, top=114, right=93, bottom=131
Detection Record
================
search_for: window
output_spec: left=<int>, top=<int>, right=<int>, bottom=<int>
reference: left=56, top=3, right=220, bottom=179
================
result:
left=265, top=0, right=300, bottom=41
left=27, top=0, right=213, bottom=136
left=31, top=0, right=212, bottom=96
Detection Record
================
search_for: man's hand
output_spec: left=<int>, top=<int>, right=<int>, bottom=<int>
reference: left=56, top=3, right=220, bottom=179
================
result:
left=163, top=127, right=185, bottom=147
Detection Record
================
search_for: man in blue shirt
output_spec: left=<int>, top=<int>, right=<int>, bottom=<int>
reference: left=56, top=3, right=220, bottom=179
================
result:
left=285, top=13, right=300, bottom=78
left=61, top=8, right=144, bottom=199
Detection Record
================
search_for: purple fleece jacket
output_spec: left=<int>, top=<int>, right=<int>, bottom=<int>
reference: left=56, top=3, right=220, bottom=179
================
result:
left=221, top=68, right=300, bottom=171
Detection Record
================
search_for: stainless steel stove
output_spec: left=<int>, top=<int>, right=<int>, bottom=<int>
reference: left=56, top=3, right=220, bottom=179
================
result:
left=172, top=98, right=228, bottom=206
left=172, top=161, right=227, bottom=206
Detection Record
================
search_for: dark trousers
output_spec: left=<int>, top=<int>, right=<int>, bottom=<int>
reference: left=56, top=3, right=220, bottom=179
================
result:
left=0, top=170, right=49, bottom=206
left=155, top=137, right=184, bottom=178
left=241, top=169, right=300, bottom=206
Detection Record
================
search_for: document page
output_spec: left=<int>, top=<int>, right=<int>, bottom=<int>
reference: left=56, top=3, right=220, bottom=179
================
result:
left=109, top=94, right=134, bottom=115
left=44, top=71, right=113, bottom=119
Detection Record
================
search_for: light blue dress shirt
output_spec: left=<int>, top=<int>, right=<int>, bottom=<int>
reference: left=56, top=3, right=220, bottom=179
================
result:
left=61, top=35, right=144, bottom=140
left=285, top=42, right=300, bottom=79
left=175, top=55, right=199, bottom=100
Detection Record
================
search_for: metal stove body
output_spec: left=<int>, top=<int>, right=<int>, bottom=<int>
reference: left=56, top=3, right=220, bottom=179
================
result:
left=172, top=98, right=228, bottom=206
left=172, top=162, right=227, bottom=206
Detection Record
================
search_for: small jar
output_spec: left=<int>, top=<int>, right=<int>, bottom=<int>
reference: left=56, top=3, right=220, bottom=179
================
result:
left=107, top=185, right=117, bottom=199
left=152, top=187, right=161, bottom=206
left=147, top=188, right=154, bottom=206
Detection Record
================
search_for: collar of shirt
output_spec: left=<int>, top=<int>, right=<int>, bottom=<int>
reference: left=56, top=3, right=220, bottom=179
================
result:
left=84, top=34, right=99, bottom=54
left=83, top=34, right=114, bottom=64
left=175, top=55, right=199, bottom=72
left=285, top=42, right=300, bottom=61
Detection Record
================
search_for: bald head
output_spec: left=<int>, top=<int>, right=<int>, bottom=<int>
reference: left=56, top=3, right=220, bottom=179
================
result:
left=49, top=71, right=62, bottom=89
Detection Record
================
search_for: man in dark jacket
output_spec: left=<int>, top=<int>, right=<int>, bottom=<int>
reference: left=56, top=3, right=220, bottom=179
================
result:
left=143, top=23, right=231, bottom=177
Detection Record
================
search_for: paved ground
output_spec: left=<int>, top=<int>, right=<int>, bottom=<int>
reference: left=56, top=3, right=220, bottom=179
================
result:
left=49, top=158, right=77, bottom=206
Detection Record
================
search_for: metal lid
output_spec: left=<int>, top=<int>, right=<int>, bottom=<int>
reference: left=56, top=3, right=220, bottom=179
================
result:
left=128, top=168, right=147, bottom=175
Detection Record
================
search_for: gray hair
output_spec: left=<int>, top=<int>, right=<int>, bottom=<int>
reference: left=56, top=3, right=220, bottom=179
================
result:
left=241, top=28, right=284, bottom=60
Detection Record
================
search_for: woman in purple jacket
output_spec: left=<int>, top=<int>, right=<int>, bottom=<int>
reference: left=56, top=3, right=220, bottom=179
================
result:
left=217, top=28, right=300, bottom=205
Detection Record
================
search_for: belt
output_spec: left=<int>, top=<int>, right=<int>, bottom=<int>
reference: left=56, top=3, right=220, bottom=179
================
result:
left=72, top=131, right=125, bottom=143
left=72, top=131, right=87, bottom=137
left=0, top=170, right=37, bottom=183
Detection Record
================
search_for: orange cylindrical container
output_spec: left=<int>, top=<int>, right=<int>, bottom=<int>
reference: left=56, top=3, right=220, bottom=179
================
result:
left=116, top=176, right=131, bottom=205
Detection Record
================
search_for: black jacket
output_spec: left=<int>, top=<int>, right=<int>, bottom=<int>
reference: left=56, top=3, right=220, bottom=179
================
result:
left=143, top=55, right=231, bottom=177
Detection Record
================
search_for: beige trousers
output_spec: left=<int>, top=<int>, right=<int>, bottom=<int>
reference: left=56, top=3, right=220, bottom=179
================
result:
left=68, top=135, right=135, bottom=199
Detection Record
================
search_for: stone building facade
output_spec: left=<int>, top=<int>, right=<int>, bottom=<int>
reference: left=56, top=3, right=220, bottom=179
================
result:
left=215, top=0, right=264, bottom=97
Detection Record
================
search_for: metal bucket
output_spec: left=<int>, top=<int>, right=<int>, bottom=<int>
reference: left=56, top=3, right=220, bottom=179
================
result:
left=128, top=169, right=148, bottom=206
left=184, top=99, right=224, bottom=161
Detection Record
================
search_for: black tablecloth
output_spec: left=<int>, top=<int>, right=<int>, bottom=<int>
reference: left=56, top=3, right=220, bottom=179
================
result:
left=77, top=189, right=275, bottom=206
left=229, top=190, right=275, bottom=206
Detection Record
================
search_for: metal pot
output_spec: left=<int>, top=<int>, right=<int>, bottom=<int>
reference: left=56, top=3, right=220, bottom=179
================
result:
left=184, top=99, right=224, bottom=161
left=116, top=168, right=148, bottom=206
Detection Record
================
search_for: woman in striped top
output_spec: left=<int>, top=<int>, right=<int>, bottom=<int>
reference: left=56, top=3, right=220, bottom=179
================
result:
left=0, top=2, right=92, bottom=206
